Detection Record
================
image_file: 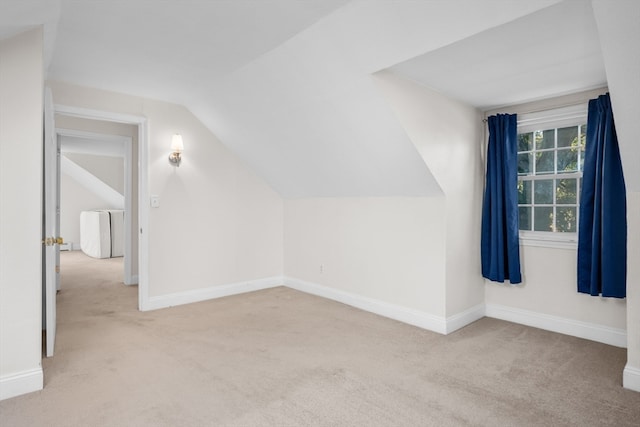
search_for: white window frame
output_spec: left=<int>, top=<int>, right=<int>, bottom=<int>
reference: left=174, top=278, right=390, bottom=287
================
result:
left=517, top=104, right=587, bottom=250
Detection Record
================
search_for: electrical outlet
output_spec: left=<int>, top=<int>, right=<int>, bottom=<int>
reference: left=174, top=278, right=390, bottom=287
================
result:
left=320, top=264, right=324, bottom=274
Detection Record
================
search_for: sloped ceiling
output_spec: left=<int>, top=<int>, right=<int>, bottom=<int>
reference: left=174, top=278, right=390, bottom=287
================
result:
left=5, top=0, right=632, bottom=197
left=389, top=0, right=606, bottom=110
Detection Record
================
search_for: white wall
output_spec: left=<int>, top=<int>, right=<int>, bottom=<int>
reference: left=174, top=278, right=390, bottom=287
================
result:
left=625, top=193, right=640, bottom=389
left=479, top=88, right=628, bottom=345
left=48, top=80, right=284, bottom=301
left=370, top=71, right=629, bottom=346
left=63, top=153, right=124, bottom=194
left=0, top=28, right=44, bottom=400
left=60, top=152, right=125, bottom=247
left=591, top=0, right=640, bottom=391
left=59, top=171, right=118, bottom=247
left=373, top=70, right=485, bottom=317
left=285, top=197, right=447, bottom=317
left=283, top=70, right=485, bottom=332
left=485, top=246, right=626, bottom=329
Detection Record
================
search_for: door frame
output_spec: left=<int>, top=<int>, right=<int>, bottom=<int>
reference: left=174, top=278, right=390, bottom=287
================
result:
left=54, top=104, right=150, bottom=311
left=43, top=88, right=58, bottom=357
left=57, top=128, right=135, bottom=285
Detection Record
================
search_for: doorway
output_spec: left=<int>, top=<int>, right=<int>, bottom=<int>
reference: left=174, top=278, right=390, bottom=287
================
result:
left=56, top=126, right=136, bottom=286
left=53, top=104, right=150, bottom=312
left=43, top=102, right=150, bottom=358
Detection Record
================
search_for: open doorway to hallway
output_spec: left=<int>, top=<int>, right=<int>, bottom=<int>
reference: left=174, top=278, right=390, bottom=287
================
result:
left=41, top=113, right=140, bottom=359
left=55, top=115, right=139, bottom=289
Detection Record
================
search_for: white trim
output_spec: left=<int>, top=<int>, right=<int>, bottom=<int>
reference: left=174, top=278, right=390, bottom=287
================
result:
left=519, top=232, right=577, bottom=250
left=137, top=120, right=149, bottom=309
left=517, top=104, right=587, bottom=133
left=445, top=303, right=486, bottom=334
left=126, top=275, right=139, bottom=286
left=144, top=277, right=283, bottom=311
left=485, top=303, right=627, bottom=348
left=123, top=137, right=134, bottom=284
left=56, top=127, right=130, bottom=146
left=285, top=277, right=451, bottom=334
left=623, top=365, right=640, bottom=392
left=54, top=104, right=148, bottom=308
left=0, top=368, right=43, bottom=401
left=55, top=104, right=144, bottom=125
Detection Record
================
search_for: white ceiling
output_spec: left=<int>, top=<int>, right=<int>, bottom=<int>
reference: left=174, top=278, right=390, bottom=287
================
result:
left=47, top=0, right=350, bottom=105
left=389, top=0, right=607, bottom=110
left=3, top=0, right=626, bottom=197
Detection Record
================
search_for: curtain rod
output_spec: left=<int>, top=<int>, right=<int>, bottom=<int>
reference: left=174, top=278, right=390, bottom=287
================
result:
left=481, top=88, right=608, bottom=123
left=482, top=101, right=590, bottom=123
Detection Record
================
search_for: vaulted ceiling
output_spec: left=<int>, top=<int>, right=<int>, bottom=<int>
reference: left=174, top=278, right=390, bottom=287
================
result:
left=2, top=0, right=637, bottom=195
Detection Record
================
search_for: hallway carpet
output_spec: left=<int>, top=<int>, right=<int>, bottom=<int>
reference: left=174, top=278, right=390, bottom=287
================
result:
left=1, top=251, right=639, bottom=426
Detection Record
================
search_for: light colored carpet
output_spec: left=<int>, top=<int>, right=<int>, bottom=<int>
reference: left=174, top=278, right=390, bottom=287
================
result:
left=1, top=250, right=639, bottom=426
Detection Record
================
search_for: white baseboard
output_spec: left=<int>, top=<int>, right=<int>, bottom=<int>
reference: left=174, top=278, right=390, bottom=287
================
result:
left=445, top=303, right=486, bottom=334
left=138, top=274, right=626, bottom=350
left=485, top=303, right=627, bottom=348
left=284, top=277, right=483, bottom=335
left=144, top=276, right=283, bottom=311
left=0, top=368, right=43, bottom=401
left=124, top=275, right=139, bottom=286
left=623, top=365, right=640, bottom=392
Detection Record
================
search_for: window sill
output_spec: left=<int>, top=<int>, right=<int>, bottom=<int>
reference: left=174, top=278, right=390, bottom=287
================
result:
left=519, top=232, right=577, bottom=250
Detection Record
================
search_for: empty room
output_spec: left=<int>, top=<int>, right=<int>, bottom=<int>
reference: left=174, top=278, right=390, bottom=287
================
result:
left=1, top=0, right=639, bottom=425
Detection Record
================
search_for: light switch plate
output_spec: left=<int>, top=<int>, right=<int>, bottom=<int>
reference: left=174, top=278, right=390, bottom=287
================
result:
left=150, top=195, right=160, bottom=208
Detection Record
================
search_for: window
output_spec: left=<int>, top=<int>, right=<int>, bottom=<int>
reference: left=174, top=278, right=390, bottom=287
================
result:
left=515, top=105, right=587, bottom=247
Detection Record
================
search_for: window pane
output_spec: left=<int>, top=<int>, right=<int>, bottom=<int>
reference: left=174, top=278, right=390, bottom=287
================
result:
left=578, top=177, right=582, bottom=203
left=556, top=178, right=577, bottom=204
left=534, top=179, right=554, bottom=204
left=535, top=129, right=554, bottom=149
left=556, top=207, right=577, bottom=232
left=518, top=180, right=532, bottom=204
left=534, top=207, right=554, bottom=232
left=535, top=151, right=554, bottom=174
left=519, top=207, right=532, bottom=231
left=518, top=133, right=532, bottom=152
left=557, top=126, right=578, bottom=148
left=516, top=119, right=585, bottom=235
left=557, top=148, right=578, bottom=172
left=518, top=153, right=532, bottom=175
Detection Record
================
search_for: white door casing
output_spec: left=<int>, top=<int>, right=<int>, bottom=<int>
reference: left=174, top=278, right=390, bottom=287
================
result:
left=43, top=87, right=58, bottom=357
left=54, top=104, right=149, bottom=311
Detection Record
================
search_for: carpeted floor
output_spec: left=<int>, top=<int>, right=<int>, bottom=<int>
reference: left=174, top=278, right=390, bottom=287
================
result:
left=1, top=250, right=639, bottom=426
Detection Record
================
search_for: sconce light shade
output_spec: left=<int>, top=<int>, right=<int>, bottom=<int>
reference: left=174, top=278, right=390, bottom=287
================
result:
left=171, top=134, right=184, bottom=152
left=169, top=134, right=184, bottom=167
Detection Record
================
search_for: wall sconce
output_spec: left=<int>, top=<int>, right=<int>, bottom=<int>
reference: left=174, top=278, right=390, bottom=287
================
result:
left=168, top=134, right=184, bottom=167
